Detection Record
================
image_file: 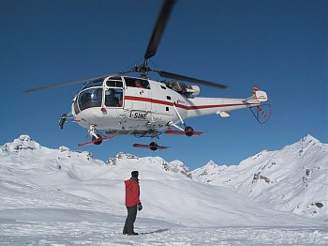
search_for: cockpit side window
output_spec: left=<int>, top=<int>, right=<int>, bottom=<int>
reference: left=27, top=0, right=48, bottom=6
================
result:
left=105, top=88, right=123, bottom=107
left=124, top=77, right=150, bottom=89
left=78, top=87, right=102, bottom=111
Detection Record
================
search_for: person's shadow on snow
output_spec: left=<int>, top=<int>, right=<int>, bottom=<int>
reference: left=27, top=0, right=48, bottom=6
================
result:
left=141, top=228, right=169, bottom=235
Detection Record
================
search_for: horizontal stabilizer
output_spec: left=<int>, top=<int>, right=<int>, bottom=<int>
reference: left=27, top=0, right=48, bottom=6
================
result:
left=216, top=111, right=230, bottom=118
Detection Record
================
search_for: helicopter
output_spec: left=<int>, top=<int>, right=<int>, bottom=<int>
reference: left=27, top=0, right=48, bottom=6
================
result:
left=26, top=0, right=271, bottom=151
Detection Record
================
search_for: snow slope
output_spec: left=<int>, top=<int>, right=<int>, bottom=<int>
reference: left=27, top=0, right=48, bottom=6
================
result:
left=192, top=135, right=328, bottom=219
left=0, top=135, right=313, bottom=227
left=1, top=135, right=327, bottom=245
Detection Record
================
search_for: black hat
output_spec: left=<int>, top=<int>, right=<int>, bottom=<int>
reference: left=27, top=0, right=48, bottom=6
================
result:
left=131, top=171, right=139, bottom=178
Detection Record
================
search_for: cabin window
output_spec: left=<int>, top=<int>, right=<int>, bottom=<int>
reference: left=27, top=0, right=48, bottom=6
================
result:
left=105, top=88, right=123, bottom=107
left=78, top=87, right=102, bottom=111
left=161, top=85, right=167, bottom=90
left=124, top=77, right=150, bottom=89
left=167, top=96, right=171, bottom=100
left=106, top=80, right=123, bottom=88
left=106, top=77, right=123, bottom=88
left=166, top=107, right=169, bottom=111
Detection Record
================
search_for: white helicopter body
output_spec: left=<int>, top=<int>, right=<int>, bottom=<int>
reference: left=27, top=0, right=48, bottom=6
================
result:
left=72, top=75, right=268, bottom=146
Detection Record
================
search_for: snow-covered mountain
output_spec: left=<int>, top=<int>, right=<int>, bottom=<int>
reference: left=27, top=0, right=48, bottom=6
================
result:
left=0, top=135, right=316, bottom=227
left=192, top=135, right=328, bottom=219
left=1, top=135, right=328, bottom=245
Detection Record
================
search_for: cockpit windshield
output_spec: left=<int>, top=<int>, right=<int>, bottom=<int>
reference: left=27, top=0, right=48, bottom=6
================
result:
left=76, top=76, right=125, bottom=112
left=78, top=87, right=102, bottom=111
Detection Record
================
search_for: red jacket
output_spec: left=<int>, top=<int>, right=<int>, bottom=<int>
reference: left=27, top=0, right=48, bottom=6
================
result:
left=125, top=178, right=141, bottom=207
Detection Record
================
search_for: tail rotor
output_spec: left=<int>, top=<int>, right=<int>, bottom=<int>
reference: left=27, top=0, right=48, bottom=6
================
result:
left=249, top=102, right=272, bottom=124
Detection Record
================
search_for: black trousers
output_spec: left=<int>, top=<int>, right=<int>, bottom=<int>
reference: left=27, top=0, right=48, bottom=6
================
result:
left=123, top=205, right=137, bottom=234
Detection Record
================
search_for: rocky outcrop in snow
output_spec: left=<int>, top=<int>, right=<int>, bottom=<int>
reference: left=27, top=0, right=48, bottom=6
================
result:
left=107, top=153, right=191, bottom=178
left=1, top=135, right=41, bottom=152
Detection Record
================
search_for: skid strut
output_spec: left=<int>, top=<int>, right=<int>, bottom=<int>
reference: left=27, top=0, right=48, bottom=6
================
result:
left=173, top=104, right=185, bottom=127
left=170, top=104, right=195, bottom=136
left=88, top=125, right=103, bottom=145
left=169, top=104, right=186, bottom=132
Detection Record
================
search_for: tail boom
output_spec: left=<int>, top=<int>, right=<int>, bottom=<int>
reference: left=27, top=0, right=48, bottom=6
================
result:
left=181, top=90, right=268, bottom=119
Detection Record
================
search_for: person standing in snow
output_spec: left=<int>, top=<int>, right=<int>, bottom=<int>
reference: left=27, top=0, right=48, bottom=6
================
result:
left=123, top=171, right=143, bottom=235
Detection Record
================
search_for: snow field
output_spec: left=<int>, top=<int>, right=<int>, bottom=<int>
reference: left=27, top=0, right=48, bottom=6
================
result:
left=0, top=135, right=327, bottom=245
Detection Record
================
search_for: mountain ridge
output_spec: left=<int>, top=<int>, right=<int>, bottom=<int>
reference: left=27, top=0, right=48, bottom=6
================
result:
left=0, top=134, right=322, bottom=226
left=192, top=134, right=328, bottom=219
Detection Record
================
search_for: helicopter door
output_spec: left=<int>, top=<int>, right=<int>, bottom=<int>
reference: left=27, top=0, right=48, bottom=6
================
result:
left=123, top=77, right=151, bottom=119
left=104, top=77, right=124, bottom=108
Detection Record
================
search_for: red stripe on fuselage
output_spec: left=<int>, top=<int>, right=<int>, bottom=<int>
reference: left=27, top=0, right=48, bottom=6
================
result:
left=125, top=96, right=173, bottom=106
left=124, top=95, right=254, bottom=110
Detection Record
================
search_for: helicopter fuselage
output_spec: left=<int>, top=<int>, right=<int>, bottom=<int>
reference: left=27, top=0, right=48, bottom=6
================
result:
left=71, top=75, right=267, bottom=135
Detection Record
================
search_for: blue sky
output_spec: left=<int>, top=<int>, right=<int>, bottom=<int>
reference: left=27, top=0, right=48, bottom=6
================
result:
left=1, top=0, right=327, bottom=169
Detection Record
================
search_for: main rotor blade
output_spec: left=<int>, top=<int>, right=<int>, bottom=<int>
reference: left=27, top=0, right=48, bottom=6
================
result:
left=154, top=70, right=228, bottom=89
left=24, top=73, right=113, bottom=94
left=144, top=0, right=176, bottom=60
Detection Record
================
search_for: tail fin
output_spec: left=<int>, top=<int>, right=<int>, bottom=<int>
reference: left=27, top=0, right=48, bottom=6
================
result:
left=246, top=87, right=268, bottom=103
left=253, top=90, right=268, bottom=102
